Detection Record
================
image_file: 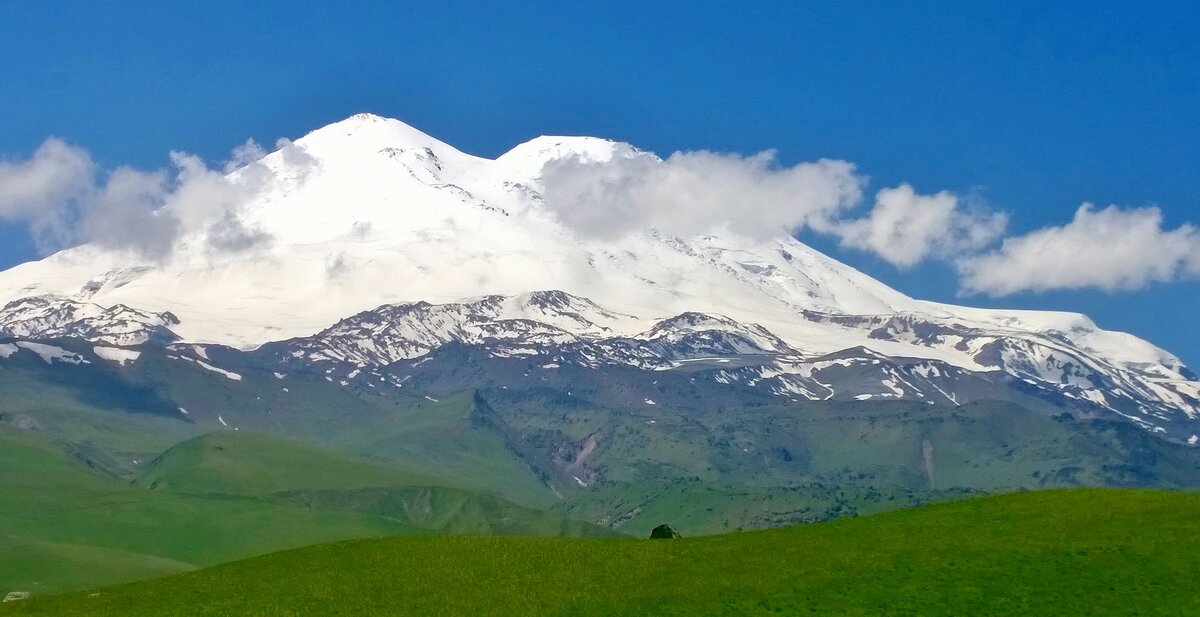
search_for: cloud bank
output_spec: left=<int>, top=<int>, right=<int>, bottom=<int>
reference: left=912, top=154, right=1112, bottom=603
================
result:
left=540, top=150, right=1008, bottom=269
left=959, top=204, right=1200, bottom=295
left=540, top=150, right=864, bottom=240
left=3, top=132, right=1194, bottom=298
left=540, top=148, right=1198, bottom=296
left=0, top=137, right=315, bottom=259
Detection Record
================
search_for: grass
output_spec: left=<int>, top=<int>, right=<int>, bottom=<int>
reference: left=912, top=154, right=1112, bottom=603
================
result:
left=5, top=489, right=1197, bottom=616
left=329, top=392, right=562, bottom=508
left=0, top=427, right=420, bottom=594
left=134, top=430, right=443, bottom=495
left=135, top=430, right=614, bottom=536
left=0, top=426, right=611, bottom=594
left=0, top=358, right=201, bottom=469
left=0, top=537, right=192, bottom=596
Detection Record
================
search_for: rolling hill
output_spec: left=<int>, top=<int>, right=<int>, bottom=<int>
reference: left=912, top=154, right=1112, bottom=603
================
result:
left=4, top=489, right=1196, bottom=616
left=0, top=427, right=611, bottom=595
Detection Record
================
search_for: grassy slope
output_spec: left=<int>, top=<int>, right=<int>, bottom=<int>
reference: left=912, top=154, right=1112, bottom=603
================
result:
left=6, top=489, right=1197, bottom=616
left=0, top=427, right=420, bottom=594
left=135, top=430, right=615, bottom=537
left=328, top=392, right=560, bottom=508
left=134, top=430, right=443, bottom=495
left=531, top=397, right=1200, bottom=535
left=0, top=426, right=613, bottom=594
left=0, top=359, right=200, bottom=470
left=1, top=352, right=558, bottom=509
left=0, top=537, right=193, bottom=597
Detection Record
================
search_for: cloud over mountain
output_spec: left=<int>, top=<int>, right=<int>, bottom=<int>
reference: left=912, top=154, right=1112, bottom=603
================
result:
left=2, top=124, right=1196, bottom=298
left=0, top=138, right=315, bottom=259
left=0, top=138, right=96, bottom=252
left=540, top=150, right=864, bottom=241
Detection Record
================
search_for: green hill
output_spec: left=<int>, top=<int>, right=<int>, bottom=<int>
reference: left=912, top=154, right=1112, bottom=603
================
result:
left=0, top=426, right=418, bottom=595
left=6, top=489, right=1197, bottom=616
left=135, top=430, right=616, bottom=537
left=134, top=430, right=442, bottom=495
left=0, top=427, right=609, bottom=595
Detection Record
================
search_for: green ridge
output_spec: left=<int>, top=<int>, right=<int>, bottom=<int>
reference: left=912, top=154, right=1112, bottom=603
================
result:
left=134, top=430, right=443, bottom=495
left=135, top=429, right=616, bottom=537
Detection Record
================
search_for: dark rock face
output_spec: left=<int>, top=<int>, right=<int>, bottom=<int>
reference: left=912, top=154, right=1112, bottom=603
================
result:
left=650, top=524, right=681, bottom=539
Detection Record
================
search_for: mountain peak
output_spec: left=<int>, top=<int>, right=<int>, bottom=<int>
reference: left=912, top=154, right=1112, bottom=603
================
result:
left=497, top=135, right=647, bottom=181
left=297, top=113, right=474, bottom=163
left=344, top=111, right=389, bottom=122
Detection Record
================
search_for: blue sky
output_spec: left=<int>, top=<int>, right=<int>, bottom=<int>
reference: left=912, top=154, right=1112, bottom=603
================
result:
left=1, top=1, right=1198, bottom=363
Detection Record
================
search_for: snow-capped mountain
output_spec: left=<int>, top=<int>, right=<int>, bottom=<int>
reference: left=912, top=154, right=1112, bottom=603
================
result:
left=257, top=291, right=798, bottom=373
left=0, top=296, right=179, bottom=346
left=0, top=113, right=1197, bottom=441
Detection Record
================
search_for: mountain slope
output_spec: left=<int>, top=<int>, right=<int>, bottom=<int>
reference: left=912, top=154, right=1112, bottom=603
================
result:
left=134, top=430, right=615, bottom=537
left=0, top=115, right=1167, bottom=360
left=134, top=431, right=440, bottom=495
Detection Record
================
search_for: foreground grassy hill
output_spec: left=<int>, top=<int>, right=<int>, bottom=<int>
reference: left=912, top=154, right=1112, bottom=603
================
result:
left=6, top=489, right=1197, bottom=616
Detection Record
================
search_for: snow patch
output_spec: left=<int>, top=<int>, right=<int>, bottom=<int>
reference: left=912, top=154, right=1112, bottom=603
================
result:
left=191, top=358, right=242, bottom=380
left=16, top=342, right=88, bottom=365
left=93, top=346, right=141, bottom=366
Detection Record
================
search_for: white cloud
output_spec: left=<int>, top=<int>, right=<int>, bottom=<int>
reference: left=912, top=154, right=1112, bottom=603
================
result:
left=835, top=183, right=1007, bottom=268
left=540, top=150, right=865, bottom=241
left=0, top=138, right=95, bottom=251
left=0, top=137, right=315, bottom=259
left=538, top=150, right=1013, bottom=271
left=9, top=132, right=1193, bottom=301
left=79, top=165, right=176, bottom=257
left=224, top=139, right=267, bottom=173
left=958, top=204, right=1200, bottom=295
